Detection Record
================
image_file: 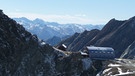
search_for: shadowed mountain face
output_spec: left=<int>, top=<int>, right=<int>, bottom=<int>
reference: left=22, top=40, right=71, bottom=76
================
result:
left=58, top=29, right=100, bottom=51
left=86, top=18, right=126, bottom=46
left=93, top=17, right=135, bottom=57
left=121, top=40, right=135, bottom=59
left=0, top=9, right=57, bottom=76
left=58, top=17, right=135, bottom=58
left=46, top=35, right=70, bottom=46
left=46, top=36, right=62, bottom=46
left=0, top=10, right=101, bottom=76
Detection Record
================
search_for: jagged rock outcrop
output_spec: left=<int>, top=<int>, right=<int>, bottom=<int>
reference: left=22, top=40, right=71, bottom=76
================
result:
left=0, top=10, right=99, bottom=76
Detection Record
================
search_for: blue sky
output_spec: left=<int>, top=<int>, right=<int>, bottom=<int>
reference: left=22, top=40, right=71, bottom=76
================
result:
left=1, top=0, right=135, bottom=24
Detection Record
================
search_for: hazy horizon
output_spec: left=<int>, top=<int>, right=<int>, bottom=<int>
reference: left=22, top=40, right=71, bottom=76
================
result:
left=1, top=0, right=135, bottom=25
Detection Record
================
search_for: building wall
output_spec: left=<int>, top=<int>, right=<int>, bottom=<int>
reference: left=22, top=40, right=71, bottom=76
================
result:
left=88, top=50, right=115, bottom=60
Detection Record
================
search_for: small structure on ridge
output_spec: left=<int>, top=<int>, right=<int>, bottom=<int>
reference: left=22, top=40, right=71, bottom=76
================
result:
left=58, top=44, right=67, bottom=51
left=86, top=46, right=115, bottom=60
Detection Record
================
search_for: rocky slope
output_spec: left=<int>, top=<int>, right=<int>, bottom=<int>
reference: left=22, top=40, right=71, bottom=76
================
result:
left=58, top=17, right=135, bottom=57
left=93, top=17, right=135, bottom=57
left=46, top=35, right=70, bottom=46
left=0, top=9, right=57, bottom=76
left=121, top=40, right=135, bottom=59
left=46, top=36, right=62, bottom=46
left=0, top=10, right=102, bottom=76
left=58, top=29, right=100, bottom=51
left=100, top=59, right=135, bottom=76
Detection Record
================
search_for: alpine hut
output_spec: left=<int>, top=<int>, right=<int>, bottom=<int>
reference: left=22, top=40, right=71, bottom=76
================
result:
left=58, top=44, right=67, bottom=51
left=86, top=46, right=115, bottom=60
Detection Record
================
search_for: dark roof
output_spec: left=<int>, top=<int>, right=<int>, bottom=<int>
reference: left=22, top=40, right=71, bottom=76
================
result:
left=86, top=46, right=115, bottom=60
left=86, top=46, right=114, bottom=52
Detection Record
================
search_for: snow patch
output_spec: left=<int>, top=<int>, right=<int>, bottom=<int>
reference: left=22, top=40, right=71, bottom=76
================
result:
left=108, top=64, right=122, bottom=67
left=107, top=72, right=112, bottom=75
left=62, top=44, right=67, bottom=48
left=115, top=67, right=135, bottom=76
left=117, top=67, right=122, bottom=74
left=103, top=68, right=112, bottom=74
left=115, top=70, right=135, bottom=76
left=40, top=42, right=46, bottom=45
left=80, top=51, right=88, bottom=56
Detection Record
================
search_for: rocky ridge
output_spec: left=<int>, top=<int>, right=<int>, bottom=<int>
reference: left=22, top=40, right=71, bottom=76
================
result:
left=58, top=17, right=135, bottom=58
left=0, top=10, right=100, bottom=76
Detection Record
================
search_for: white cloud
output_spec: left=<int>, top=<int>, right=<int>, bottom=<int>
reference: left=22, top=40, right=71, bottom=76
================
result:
left=7, top=12, right=106, bottom=24
left=75, top=14, right=86, bottom=17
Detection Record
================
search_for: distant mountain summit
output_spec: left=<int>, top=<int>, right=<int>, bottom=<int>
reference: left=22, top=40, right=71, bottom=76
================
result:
left=58, top=16, right=135, bottom=58
left=13, top=17, right=103, bottom=40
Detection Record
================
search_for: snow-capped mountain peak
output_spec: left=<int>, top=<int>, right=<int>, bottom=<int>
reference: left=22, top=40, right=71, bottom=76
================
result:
left=13, top=17, right=103, bottom=40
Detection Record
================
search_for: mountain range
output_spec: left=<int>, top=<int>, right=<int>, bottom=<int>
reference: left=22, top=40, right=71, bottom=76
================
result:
left=58, top=16, right=135, bottom=58
left=1, top=9, right=135, bottom=76
left=13, top=17, right=103, bottom=41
